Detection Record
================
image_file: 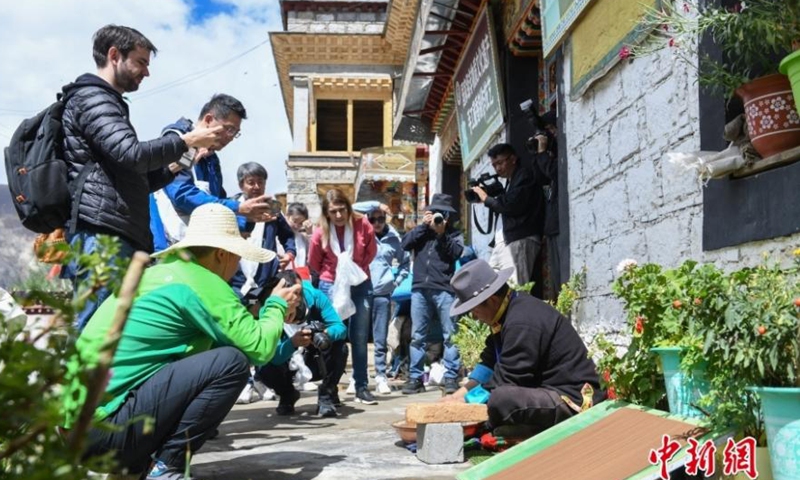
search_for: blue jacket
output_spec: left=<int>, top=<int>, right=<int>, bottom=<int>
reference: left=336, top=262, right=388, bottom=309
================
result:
left=370, top=225, right=409, bottom=296
left=270, top=281, right=347, bottom=365
left=228, top=203, right=297, bottom=296
left=149, top=117, right=244, bottom=251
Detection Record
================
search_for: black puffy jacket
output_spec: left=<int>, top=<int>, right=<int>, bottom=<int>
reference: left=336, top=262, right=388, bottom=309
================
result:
left=62, top=74, right=187, bottom=252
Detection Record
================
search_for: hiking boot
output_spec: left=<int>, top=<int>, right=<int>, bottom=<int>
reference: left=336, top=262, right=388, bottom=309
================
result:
left=354, top=387, right=378, bottom=405
left=402, top=378, right=425, bottom=395
left=146, top=460, right=193, bottom=479
left=275, top=389, right=300, bottom=416
left=317, top=398, right=338, bottom=417
left=375, top=375, right=392, bottom=395
left=444, top=377, right=460, bottom=395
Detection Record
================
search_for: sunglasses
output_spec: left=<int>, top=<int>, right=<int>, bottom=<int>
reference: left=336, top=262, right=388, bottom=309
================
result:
left=369, top=216, right=387, bottom=224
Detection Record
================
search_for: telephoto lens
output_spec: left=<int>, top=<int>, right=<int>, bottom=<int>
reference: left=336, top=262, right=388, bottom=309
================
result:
left=433, top=212, right=444, bottom=225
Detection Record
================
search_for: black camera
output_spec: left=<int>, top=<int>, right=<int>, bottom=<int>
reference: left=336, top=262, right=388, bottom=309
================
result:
left=298, top=320, right=331, bottom=351
left=465, top=172, right=504, bottom=203
left=433, top=212, right=445, bottom=225
left=520, top=99, right=557, bottom=155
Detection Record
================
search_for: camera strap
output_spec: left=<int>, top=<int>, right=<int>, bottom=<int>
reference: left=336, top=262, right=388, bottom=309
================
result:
left=472, top=206, right=495, bottom=236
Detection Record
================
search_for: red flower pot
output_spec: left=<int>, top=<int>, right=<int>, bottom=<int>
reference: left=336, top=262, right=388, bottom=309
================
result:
left=736, top=74, right=800, bottom=159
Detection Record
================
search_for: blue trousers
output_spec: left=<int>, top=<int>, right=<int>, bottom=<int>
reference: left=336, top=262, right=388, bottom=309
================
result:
left=409, top=288, right=461, bottom=380
left=61, top=231, right=136, bottom=331
left=319, top=280, right=373, bottom=389
left=371, top=294, right=392, bottom=377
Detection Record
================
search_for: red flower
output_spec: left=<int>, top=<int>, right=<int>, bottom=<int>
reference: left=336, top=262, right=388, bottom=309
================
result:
left=619, top=46, right=632, bottom=60
left=683, top=2, right=690, bottom=13
left=662, top=24, right=669, bottom=32
left=635, top=316, right=645, bottom=334
left=607, top=386, right=617, bottom=400
left=603, top=369, right=612, bottom=383
left=669, top=38, right=677, bottom=48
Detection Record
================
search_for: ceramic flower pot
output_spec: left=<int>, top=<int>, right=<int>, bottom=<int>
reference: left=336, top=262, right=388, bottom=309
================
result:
left=735, top=74, right=800, bottom=159
left=651, top=347, right=710, bottom=418
left=748, top=387, right=800, bottom=480
left=780, top=50, right=800, bottom=115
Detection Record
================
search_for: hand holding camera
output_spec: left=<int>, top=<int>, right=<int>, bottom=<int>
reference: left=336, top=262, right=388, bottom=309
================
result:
left=291, top=327, right=313, bottom=348
left=465, top=173, right=503, bottom=203
left=296, top=320, right=331, bottom=351
left=239, top=194, right=281, bottom=223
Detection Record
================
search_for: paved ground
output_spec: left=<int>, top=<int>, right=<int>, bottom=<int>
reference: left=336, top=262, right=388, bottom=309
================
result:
left=192, top=378, right=472, bottom=480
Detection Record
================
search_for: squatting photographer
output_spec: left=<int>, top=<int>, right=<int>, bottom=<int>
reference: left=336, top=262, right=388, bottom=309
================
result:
left=252, top=271, right=348, bottom=418
left=470, top=143, right=543, bottom=285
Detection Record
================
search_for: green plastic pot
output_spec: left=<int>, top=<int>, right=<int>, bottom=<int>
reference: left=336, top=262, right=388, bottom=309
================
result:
left=651, top=347, right=710, bottom=418
left=780, top=50, right=800, bottom=115
left=748, top=387, right=800, bottom=480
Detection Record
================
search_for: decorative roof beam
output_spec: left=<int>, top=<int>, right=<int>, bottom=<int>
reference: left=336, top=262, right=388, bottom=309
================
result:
left=419, top=44, right=457, bottom=55
left=424, top=30, right=469, bottom=36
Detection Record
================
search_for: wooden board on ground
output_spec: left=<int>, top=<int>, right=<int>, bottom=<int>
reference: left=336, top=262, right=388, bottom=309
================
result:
left=406, top=403, right=489, bottom=424
left=457, top=401, right=721, bottom=480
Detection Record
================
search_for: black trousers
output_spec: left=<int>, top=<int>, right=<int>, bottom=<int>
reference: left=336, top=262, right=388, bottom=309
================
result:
left=83, top=347, right=249, bottom=474
left=257, top=340, right=347, bottom=403
left=487, top=385, right=575, bottom=433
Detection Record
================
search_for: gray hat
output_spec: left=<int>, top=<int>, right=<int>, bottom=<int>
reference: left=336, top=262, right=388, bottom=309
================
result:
left=449, top=259, right=514, bottom=316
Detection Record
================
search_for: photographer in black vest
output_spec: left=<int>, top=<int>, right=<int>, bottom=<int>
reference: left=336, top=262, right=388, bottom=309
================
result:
left=470, top=143, right=543, bottom=285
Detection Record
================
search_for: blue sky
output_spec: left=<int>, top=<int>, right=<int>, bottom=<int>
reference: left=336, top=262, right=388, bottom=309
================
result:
left=189, top=0, right=238, bottom=25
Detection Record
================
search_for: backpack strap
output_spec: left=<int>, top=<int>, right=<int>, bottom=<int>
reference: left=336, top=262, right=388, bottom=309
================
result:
left=67, top=160, right=95, bottom=236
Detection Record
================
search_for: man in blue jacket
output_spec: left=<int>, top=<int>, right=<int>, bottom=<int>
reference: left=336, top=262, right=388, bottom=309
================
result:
left=150, top=94, right=272, bottom=251
left=228, top=162, right=296, bottom=299
left=255, top=271, right=348, bottom=418
left=400, top=193, right=464, bottom=396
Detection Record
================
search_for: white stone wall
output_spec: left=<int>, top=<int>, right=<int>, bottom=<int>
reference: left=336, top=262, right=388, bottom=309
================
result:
left=286, top=166, right=358, bottom=222
left=563, top=47, right=800, bottom=343
left=287, top=10, right=387, bottom=34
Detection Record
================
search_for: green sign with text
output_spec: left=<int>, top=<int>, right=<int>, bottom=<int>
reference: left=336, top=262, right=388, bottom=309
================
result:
left=454, top=7, right=505, bottom=170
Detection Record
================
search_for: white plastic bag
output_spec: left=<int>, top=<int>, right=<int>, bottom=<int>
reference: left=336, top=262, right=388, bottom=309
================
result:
left=289, top=349, right=313, bottom=389
left=331, top=251, right=367, bottom=319
left=386, top=315, right=405, bottom=352
left=429, top=362, right=446, bottom=386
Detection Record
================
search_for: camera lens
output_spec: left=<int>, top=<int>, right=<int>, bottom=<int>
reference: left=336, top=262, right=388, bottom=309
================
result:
left=312, top=331, right=331, bottom=350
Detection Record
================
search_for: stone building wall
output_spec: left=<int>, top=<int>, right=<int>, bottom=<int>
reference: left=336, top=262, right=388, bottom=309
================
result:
left=286, top=165, right=358, bottom=222
left=286, top=9, right=387, bottom=34
left=563, top=48, right=800, bottom=343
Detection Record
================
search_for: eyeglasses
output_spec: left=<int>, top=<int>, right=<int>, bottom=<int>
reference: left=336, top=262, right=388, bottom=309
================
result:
left=222, top=125, right=241, bottom=139
left=369, top=216, right=386, bottom=224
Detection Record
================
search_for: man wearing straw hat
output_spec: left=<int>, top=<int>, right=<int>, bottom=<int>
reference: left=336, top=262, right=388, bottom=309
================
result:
left=442, top=259, right=604, bottom=437
left=62, top=203, right=302, bottom=480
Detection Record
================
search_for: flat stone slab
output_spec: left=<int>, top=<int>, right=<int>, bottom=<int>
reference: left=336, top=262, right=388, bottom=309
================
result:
left=406, top=402, right=488, bottom=425
left=417, top=423, right=464, bottom=464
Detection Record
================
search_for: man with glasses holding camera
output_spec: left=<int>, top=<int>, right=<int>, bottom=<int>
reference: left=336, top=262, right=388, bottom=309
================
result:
left=150, top=94, right=273, bottom=251
left=253, top=271, right=348, bottom=418
left=470, top=143, right=543, bottom=286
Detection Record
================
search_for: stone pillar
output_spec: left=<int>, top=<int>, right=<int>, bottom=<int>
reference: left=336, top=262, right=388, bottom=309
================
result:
left=291, top=77, right=309, bottom=152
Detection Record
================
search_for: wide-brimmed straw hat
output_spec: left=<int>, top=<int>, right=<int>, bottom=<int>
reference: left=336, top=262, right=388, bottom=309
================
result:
left=449, top=259, right=514, bottom=316
left=153, top=203, right=276, bottom=262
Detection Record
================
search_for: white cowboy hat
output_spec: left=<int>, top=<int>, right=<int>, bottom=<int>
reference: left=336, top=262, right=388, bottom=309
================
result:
left=153, top=203, right=276, bottom=262
left=449, top=260, right=514, bottom=316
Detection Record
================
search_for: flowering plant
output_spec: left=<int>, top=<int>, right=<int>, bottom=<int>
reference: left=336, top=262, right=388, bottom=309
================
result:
left=593, top=259, right=729, bottom=408
left=621, top=0, right=800, bottom=98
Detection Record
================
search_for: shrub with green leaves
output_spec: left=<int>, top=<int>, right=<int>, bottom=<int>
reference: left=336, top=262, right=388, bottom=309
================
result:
left=1, top=235, right=128, bottom=478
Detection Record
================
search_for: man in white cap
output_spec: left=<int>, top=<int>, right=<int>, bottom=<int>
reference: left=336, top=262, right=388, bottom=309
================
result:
left=442, top=259, right=604, bottom=437
left=62, top=203, right=302, bottom=480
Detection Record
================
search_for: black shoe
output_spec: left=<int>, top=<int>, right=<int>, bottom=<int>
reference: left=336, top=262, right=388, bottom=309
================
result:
left=317, top=401, right=338, bottom=417
left=444, top=378, right=460, bottom=395
left=354, top=387, right=378, bottom=405
left=329, top=388, right=343, bottom=407
left=276, top=389, right=300, bottom=416
left=402, top=378, right=425, bottom=395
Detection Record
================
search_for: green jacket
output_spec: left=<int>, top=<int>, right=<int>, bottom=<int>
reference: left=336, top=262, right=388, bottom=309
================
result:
left=62, top=255, right=286, bottom=428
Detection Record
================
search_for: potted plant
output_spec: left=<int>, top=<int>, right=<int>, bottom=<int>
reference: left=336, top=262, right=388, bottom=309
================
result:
left=622, top=0, right=800, bottom=159
left=696, top=251, right=800, bottom=480
left=596, top=259, right=728, bottom=417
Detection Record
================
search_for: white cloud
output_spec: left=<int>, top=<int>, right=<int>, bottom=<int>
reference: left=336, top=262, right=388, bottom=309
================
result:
left=0, top=0, right=292, bottom=195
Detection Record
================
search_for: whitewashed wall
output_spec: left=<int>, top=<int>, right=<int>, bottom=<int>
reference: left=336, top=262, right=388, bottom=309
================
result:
left=563, top=47, right=800, bottom=343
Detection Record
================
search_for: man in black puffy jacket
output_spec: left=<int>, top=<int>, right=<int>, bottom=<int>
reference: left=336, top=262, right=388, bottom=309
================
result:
left=60, top=24, right=221, bottom=331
